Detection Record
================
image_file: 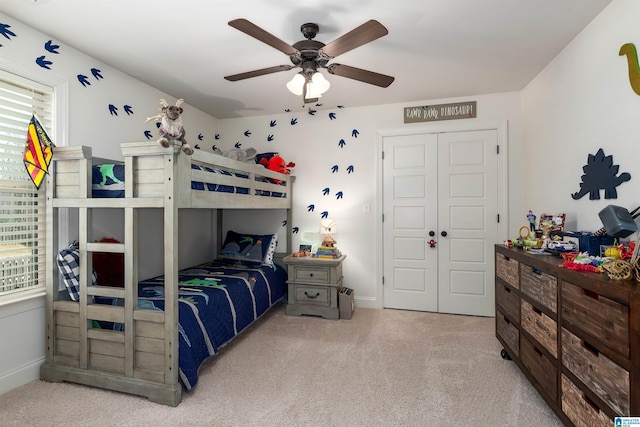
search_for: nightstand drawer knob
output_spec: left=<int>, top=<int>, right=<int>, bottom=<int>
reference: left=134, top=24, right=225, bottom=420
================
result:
left=305, top=291, right=320, bottom=299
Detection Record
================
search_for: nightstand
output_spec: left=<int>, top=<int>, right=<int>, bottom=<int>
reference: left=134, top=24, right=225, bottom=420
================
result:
left=282, top=254, right=346, bottom=320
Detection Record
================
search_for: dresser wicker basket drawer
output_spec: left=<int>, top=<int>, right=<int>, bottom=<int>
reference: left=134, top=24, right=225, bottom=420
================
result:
left=496, top=309, right=519, bottom=357
left=561, top=280, right=629, bottom=358
left=562, top=327, right=629, bottom=416
left=496, top=281, right=519, bottom=324
left=521, top=299, right=557, bottom=358
left=520, top=334, right=557, bottom=402
left=496, top=253, right=519, bottom=289
left=294, top=285, right=330, bottom=305
left=520, top=265, right=557, bottom=313
left=561, top=373, right=612, bottom=427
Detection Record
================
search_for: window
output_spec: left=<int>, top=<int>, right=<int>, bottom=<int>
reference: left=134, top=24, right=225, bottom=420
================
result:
left=0, top=75, right=53, bottom=298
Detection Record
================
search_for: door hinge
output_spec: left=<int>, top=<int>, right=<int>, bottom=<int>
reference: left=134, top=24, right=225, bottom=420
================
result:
left=497, top=145, right=500, bottom=154
left=381, top=151, right=385, bottom=160
left=497, top=214, right=500, bottom=223
left=382, top=214, right=384, bottom=222
left=382, top=276, right=385, bottom=285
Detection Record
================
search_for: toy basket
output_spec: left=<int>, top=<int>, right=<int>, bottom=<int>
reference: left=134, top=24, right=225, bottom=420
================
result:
left=339, top=287, right=354, bottom=319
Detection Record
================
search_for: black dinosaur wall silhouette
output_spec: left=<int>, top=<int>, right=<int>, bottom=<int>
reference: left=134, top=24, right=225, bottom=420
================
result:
left=572, top=148, right=631, bottom=200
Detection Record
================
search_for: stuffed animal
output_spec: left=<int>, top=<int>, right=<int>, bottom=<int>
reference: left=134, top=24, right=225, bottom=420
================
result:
left=92, top=237, right=124, bottom=287
left=213, top=146, right=257, bottom=163
left=259, top=154, right=295, bottom=184
left=146, top=99, right=193, bottom=155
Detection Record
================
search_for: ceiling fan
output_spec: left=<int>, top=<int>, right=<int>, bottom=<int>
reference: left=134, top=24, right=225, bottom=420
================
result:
left=224, top=19, right=395, bottom=103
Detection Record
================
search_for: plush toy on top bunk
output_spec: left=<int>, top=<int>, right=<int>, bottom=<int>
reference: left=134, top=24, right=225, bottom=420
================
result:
left=213, top=146, right=257, bottom=163
left=256, top=152, right=295, bottom=184
left=146, top=98, right=193, bottom=155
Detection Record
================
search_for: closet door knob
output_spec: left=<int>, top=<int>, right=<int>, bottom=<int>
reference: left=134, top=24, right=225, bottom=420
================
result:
left=441, top=231, right=447, bottom=237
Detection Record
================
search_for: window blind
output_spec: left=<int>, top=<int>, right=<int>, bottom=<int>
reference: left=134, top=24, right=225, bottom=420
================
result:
left=0, top=76, right=53, bottom=295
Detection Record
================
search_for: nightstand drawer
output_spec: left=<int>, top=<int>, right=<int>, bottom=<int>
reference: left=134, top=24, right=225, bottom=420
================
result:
left=293, top=266, right=331, bottom=284
left=294, top=285, right=330, bottom=305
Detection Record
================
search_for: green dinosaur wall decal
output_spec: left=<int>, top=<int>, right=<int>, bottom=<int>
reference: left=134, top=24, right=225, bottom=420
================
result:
left=619, top=43, right=640, bottom=96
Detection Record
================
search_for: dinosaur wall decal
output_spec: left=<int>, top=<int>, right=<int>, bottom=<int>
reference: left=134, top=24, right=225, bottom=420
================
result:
left=619, top=43, right=640, bottom=95
left=572, top=148, right=631, bottom=200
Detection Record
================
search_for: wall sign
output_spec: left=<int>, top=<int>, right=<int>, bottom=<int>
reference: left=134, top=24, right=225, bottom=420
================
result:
left=404, top=101, right=476, bottom=123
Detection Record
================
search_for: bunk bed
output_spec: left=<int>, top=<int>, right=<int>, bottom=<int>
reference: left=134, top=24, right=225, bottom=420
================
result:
left=40, top=141, right=293, bottom=406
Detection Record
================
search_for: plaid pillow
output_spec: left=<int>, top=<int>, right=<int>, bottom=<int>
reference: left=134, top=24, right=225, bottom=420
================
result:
left=56, top=242, right=97, bottom=302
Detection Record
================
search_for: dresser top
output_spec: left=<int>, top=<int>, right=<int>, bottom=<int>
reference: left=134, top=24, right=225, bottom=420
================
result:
left=495, top=244, right=640, bottom=302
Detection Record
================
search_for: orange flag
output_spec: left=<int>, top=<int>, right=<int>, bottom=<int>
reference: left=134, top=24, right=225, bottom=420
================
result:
left=23, top=114, right=54, bottom=189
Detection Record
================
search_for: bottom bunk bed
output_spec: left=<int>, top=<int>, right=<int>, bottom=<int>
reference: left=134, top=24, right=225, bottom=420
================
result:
left=42, top=242, right=288, bottom=404
left=138, top=260, right=287, bottom=390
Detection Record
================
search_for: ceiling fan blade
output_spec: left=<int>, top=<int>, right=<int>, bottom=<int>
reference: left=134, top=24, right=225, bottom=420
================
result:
left=228, top=19, right=298, bottom=56
left=321, top=20, right=389, bottom=58
left=224, top=65, right=293, bottom=81
left=327, top=64, right=394, bottom=88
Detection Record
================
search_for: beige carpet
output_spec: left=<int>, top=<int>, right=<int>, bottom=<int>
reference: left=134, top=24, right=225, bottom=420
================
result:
left=0, top=304, right=562, bottom=426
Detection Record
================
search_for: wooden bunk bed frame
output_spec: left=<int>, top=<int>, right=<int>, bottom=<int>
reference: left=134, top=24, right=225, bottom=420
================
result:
left=40, top=141, right=292, bottom=406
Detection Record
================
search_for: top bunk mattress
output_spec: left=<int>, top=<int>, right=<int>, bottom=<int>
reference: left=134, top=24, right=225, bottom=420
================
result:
left=91, top=163, right=287, bottom=198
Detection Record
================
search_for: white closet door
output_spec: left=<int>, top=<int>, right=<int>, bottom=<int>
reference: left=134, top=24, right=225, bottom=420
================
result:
left=382, top=133, right=438, bottom=311
left=437, top=129, right=498, bottom=316
left=382, top=129, right=499, bottom=316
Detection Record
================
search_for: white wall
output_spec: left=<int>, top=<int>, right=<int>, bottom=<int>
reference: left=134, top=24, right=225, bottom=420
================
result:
left=219, top=91, right=523, bottom=307
left=0, top=12, right=220, bottom=395
left=522, top=0, right=640, bottom=232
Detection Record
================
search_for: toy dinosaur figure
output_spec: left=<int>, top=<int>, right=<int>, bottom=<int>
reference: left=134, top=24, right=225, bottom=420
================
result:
left=572, top=148, right=631, bottom=200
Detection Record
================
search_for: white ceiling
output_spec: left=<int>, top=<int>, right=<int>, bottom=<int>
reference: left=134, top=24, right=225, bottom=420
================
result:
left=3, top=0, right=613, bottom=119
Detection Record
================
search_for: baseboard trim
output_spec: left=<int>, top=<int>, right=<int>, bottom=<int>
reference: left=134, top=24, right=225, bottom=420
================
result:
left=0, top=357, right=45, bottom=395
left=354, top=296, right=381, bottom=309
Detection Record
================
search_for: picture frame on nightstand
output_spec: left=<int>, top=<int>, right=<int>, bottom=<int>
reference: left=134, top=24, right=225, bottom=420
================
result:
left=299, top=244, right=312, bottom=254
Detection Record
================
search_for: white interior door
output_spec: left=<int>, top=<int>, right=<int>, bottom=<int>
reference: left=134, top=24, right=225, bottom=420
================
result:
left=382, top=129, right=499, bottom=316
left=437, top=130, right=498, bottom=316
left=382, top=133, right=438, bottom=311
left=383, top=134, right=438, bottom=311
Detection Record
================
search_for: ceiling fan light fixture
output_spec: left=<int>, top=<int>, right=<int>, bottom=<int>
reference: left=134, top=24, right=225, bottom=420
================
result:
left=287, top=71, right=330, bottom=99
left=311, top=71, right=330, bottom=94
left=286, top=73, right=306, bottom=95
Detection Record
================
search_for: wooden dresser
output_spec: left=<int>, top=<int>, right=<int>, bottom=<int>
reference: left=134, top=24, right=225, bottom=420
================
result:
left=494, top=245, right=639, bottom=426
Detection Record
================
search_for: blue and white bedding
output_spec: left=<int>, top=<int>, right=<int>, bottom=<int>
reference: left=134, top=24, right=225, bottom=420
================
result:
left=137, top=260, right=287, bottom=390
left=91, top=163, right=286, bottom=198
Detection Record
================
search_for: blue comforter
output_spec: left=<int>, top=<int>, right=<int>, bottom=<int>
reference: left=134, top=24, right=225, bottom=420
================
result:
left=137, top=261, right=287, bottom=390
